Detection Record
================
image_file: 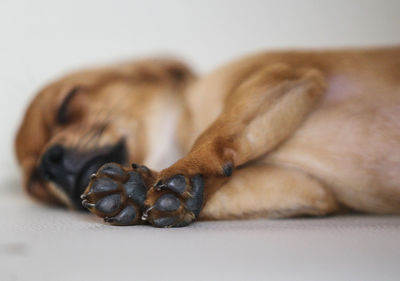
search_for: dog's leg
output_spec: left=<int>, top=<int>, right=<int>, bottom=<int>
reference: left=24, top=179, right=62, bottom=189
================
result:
left=201, top=164, right=338, bottom=220
left=142, top=64, right=327, bottom=227
left=81, top=163, right=338, bottom=225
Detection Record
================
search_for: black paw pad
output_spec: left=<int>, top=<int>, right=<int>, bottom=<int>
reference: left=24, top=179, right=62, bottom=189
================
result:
left=124, top=172, right=147, bottom=206
left=151, top=216, right=189, bottom=228
left=154, top=193, right=181, bottom=212
left=152, top=217, right=177, bottom=228
left=97, top=163, right=128, bottom=181
left=104, top=205, right=137, bottom=225
left=90, top=177, right=119, bottom=194
left=155, top=174, right=187, bottom=193
left=185, top=175, right=204, bottom=216
left=95, top=194, right=121, bottom=215
left=165, top=174, right=187, bottom=193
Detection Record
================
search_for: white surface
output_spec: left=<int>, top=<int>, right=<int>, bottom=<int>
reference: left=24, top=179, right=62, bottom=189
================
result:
left=2, top=171, right=400, bottom=281
left=1, top=1, right=400, bottom=280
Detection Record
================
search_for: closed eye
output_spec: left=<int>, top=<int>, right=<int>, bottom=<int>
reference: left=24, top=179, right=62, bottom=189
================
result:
left=56, top=87, right=80, bottom=124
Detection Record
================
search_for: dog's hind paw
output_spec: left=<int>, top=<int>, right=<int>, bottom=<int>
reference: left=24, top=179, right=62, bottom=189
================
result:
left=81, top=163, right=155, bottom=225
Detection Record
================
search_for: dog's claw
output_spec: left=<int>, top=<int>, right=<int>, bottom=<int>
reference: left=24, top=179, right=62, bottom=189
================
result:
left=82, top=199, right=95, bottom=208
left=154, top=181, right=167, bottom=191
left=104, top=216, right=113, bottom=223
left=141, top=205, right=154, bottom=221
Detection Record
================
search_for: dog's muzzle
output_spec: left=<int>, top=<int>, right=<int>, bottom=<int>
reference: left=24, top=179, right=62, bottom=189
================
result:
left=38, top=140, right=127, bottom=209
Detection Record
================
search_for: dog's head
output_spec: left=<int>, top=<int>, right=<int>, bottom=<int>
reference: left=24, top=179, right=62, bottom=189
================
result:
left=15, top=58, right=194, bottom=209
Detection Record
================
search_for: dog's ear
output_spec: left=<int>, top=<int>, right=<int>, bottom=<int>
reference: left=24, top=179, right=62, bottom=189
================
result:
left=15, top=86, right=53, bottom=198
left=14, top=84, right=86, bottom=201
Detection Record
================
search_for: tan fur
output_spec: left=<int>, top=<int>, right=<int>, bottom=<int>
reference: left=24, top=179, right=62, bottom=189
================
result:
left=181, top=47, right=400, bottom=218
left=201, top=164, right=338, bottom=220
left=15, top=47, right=400, bottom=220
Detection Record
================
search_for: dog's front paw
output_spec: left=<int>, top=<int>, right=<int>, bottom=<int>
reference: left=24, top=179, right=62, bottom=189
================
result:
left=81, top=163, right=155, bottom=225
left=142, top=174, right=204, bottom=227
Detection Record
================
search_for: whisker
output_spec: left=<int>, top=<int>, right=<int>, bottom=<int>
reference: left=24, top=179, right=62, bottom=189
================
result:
left=81, top=123, right=109, bottom=150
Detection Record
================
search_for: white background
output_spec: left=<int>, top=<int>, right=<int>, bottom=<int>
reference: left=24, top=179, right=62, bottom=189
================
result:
left=1, top=0, right=400, bottom=173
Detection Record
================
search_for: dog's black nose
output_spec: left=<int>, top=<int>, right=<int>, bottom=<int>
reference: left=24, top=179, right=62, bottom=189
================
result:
left=39, top=144, right=78, bottom=199
left=40, top=145, right=68, bottom=181
left=38, top=141, right=127, bottom=208
left=43, top=145, right=65, bottom=168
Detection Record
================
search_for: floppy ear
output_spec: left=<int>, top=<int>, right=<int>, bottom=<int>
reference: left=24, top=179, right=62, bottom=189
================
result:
left=15, top=87, right=53, bottom=198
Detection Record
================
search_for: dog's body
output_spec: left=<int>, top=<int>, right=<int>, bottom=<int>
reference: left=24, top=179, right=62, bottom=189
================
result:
left=16, top=47, right=400, bottom=226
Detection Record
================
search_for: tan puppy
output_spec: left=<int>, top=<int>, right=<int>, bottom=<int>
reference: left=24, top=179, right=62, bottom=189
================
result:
left=15, top=47, right=400, bottom=227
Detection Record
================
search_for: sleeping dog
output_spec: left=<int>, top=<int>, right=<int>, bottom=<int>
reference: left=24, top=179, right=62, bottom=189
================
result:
left=15, top=47, right=400, bottom=227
